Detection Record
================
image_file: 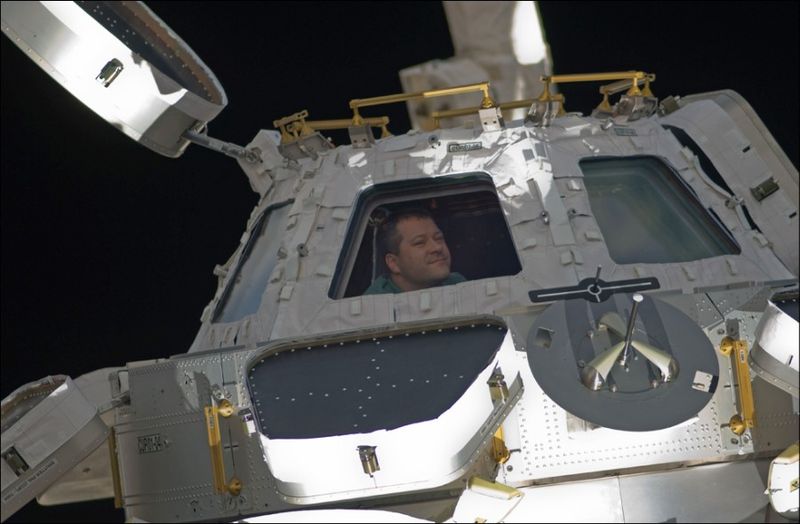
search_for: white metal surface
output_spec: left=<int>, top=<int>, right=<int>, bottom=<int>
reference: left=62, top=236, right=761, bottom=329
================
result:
left=0, top=1, right=226, bottom=157
left=400, top=1, right=551, bottom=128
left=750, top=299, right=800, bottom=397
left=1, top=377, right=108, bottom=521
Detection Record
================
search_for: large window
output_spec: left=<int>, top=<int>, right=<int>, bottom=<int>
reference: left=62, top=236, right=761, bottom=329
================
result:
left=580, top=156, right=740, bottom=264
left=330, top=173, right=522, bottom=298
left=213, top=201, right=293, bottom=323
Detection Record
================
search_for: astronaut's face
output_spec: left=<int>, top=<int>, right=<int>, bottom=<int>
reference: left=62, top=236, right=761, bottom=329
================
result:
left=385, top=216, right=452, bottom=292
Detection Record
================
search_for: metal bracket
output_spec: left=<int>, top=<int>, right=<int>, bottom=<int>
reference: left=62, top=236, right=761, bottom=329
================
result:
left=529, top=276, right=660, bottom=304
left=348, top=124, right=376, bottom=149
left=612, top=94, right=658, bottom=123
left=525, top=99, right=562, bottom=128
left=278, top=132, right=333, bottom=160
left=487, top=368, right=509, bottom=403
left=479, top=107, right=505, bottom=132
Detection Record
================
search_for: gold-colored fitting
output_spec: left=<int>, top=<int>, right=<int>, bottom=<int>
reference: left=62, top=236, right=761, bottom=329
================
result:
left=642, top=74, right=655, bottom=97
left=218, top=399, right=234, bottom=418
left=729, top=414, right=746, bottom=436
left=537, top=78, right=555, bottom=102
left=492, top=427, right=511, bottom=464
left=597, top=91, right=612, bottom=113
left=274, top=110, right=314, bottom=144
left=719, top=336, right=756, bottom=433
left=719, top=336, right=735, bottom=356
left=227, top=477, right=242, bottom=496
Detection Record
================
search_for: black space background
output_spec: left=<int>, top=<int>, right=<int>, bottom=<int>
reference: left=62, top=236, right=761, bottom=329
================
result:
left=1, top=2, right=797, bottom=522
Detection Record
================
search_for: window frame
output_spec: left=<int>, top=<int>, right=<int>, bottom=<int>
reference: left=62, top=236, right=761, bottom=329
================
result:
left=328, top=172, right=521, bottom=299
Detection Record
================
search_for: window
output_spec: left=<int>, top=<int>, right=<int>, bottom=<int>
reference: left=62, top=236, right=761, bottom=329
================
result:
left=247, top=319, right=507, bottom=438
left=213, top=201, right=293, bottom=323
left=580, top=156, right=740, bottom=264
left=329, top=173, right=522, bottom=298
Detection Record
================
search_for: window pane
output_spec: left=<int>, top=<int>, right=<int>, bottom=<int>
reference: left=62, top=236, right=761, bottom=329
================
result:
left=214, top=202, right=292, bottom=323
left=581, top=157, right=739, bottom=264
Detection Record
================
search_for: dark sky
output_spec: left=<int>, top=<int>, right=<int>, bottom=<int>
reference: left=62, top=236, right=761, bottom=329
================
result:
left=1, top=2, right=797, bottom=522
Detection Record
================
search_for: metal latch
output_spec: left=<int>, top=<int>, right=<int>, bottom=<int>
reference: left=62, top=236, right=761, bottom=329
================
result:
left=751, top=177, right=779, bottom=201
left=357, top=445, right=380, bottom=477
left=1, top=446, right=29, bottom=476
left=96, top=58, right=123, bottom=87
left=487, top=369, right=509, bottom=403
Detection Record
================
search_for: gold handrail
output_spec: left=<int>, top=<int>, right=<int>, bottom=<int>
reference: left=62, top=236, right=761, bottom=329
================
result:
left=275, top=112, right=392, bottom=143
left=720, top=337, right=756, bottom=435
left=349, top=82, right=496, bottom=125
left=301, top=116, right=391, bottom=139
left=536, top=70, right=653, bottom=105
left=430, top=95, right=566, bottom=128
left=204, top=400, right=241, bottom=495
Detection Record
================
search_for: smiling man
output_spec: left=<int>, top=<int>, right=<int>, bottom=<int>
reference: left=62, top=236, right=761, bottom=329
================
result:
left=364, top=208, right=466, bottom=295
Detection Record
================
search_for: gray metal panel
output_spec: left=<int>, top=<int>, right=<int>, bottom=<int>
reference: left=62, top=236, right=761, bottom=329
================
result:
left=618, top=460, right=775, bottom=523
left=506, top=459, right=792, bottom=522
left=656, top=292, right=724, bottom=330
left=510, top=478, right=625, bottom=523
left=118, top=354, right=245, bottom=522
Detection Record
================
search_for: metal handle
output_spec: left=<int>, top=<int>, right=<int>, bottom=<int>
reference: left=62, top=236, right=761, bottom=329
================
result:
left=720, top=337, right=756, bottom=435
left=204, top=400, right=241, bottom=495
left=349, top=82, right=496, bottom=125
left=619, top=294, right=644, bottom=367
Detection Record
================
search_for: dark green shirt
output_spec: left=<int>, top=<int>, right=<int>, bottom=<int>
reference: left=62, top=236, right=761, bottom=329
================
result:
left=363, top=272, right=467, bottom=295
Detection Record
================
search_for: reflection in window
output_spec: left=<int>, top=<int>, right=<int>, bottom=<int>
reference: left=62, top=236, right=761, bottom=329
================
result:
left=581, top=156, right=740, bottom=264
left=213, top=201, right=292, bottom=323
left=329, top=174, right=522, bottom=298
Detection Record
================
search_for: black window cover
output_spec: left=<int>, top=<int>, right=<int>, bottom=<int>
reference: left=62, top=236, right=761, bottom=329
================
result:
left=247, top=321, right=507, bottom=439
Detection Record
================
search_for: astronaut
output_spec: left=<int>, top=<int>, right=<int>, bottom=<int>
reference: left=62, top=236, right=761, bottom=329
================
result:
left=364, top=208, right=466, bottom=294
